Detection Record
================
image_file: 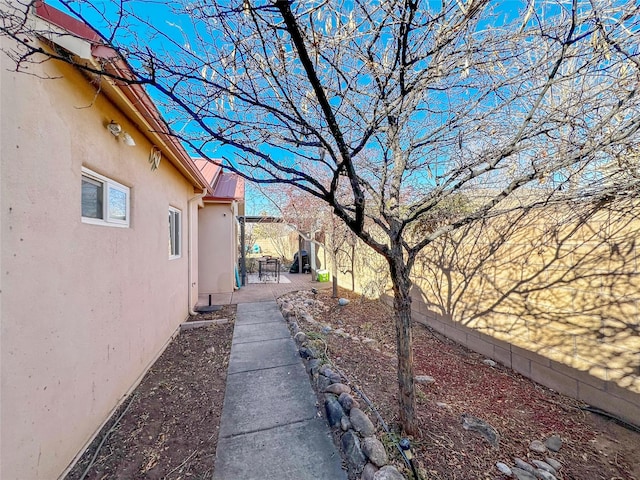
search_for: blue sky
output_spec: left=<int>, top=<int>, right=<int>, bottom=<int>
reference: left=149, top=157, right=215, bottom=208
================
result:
left=44, top=1, right=572, bottom=215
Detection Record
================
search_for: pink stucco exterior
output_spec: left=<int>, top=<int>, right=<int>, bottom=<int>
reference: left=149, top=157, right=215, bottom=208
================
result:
left=195, top=161, right=245, bottom=295
left=0, top=30, right=210, bottom=480
left=199, top=202, right=240, bottom=294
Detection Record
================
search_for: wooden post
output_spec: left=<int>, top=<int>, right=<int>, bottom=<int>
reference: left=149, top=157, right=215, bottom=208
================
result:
left=240, top=216, right=247, bottom=286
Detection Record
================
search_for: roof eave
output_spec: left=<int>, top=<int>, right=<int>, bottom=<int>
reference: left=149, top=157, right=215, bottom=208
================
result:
left=32, top=2, right=210, bottom=193
left=99, top=63, right=210, bottom=192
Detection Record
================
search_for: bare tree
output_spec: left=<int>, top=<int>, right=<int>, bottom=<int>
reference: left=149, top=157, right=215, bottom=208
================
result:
left=2, top=0, right=639, bottom=433
left=262, top=184, right=354, bottom=295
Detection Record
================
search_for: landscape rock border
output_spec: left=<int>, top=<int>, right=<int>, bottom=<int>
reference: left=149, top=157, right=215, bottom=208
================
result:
left=277, top=294, right=407, bottom=480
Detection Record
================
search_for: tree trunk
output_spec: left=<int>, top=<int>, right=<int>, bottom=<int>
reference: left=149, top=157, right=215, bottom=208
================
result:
left=350, top=243, right=356, bottom=292
left=388, top=254, right=418, bottom=435
left=332, top=249, right=339, bottom=298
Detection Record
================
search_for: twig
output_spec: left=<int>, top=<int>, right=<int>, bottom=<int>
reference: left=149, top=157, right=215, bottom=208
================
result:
left=163, top=448, right=199, bottom=479
left=79, top=394, right=138, bottom=480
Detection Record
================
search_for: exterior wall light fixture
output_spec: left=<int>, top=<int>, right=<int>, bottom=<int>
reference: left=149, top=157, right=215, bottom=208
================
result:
left=121, top=132, right=136, bottom=147
left=107, top=120, right=122, bottom=136
left=106, top=121, right=136, bottom=147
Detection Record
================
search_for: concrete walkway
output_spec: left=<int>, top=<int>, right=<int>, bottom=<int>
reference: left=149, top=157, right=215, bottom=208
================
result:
left=213, top=301, right=347, bottom=480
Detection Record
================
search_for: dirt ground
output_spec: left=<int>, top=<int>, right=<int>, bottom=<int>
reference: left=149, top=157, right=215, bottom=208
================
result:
left=293, top=288, right=640, bottom=480
left=65, top=293, right=638, bottom=480
left=65, top=306, right=235, bottom=480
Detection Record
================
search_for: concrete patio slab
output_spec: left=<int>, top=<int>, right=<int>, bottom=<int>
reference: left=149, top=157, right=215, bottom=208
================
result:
left=219, top=363, right=317, bottom=438
left=199, top=271, right=332, bottom=307
left=214, top=418, right=347, bottom=480
left=226, top=337, right=299, bottom=374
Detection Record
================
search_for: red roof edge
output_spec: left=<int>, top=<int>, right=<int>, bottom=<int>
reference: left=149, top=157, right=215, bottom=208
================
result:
left=194, top=158, right=222, bottom=190
left=204, top=172, right=245, bottom=202
left=107, top=59, right=209, bottom=189
left=34, top=1, right=102, bottom=43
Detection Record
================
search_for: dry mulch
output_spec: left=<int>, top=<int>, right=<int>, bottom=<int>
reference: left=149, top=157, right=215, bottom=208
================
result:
left=291, top=287, right=640, bottom=480
left=65, top=307, right=235, bottom=480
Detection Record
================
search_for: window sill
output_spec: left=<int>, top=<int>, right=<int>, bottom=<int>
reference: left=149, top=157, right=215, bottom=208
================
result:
left=82, top=217, right=129, bottom=228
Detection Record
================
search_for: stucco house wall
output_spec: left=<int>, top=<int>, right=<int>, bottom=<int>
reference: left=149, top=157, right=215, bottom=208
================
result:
left=0, top=35, right=203, bottom=478
left=198, top=202, right=238, bottom=294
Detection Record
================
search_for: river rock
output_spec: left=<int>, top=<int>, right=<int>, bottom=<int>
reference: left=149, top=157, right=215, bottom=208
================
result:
left=512, top=467, right=537, bottom=480
left=514, top=458, right=535, bottom=474
left=325, top=396, right=346, bottom=427
left=415, top=375, right=435, bottom=384
left=294, top=331, right=307, bottom=345
left=532, top=459, right=557, bottom=475
left=324, top=383, right=351, bottom=395
left=317, top=374, right=332, bottom=391
left=461, top=413, right=499, bottom=447
left=544, top=435, right=562, bottom=452
left=534, top=470, right=557, bottom=480
left=373, top=465, right=405, bottom=480
left=350, top=408, right=376, bottom=436
left=545, top=458, right=562, bottom=471
left=319, top=365, right=335, bottom=377
left=299, top=346, right=315, bottom=359
left=362, top=463, right=379, bottom=480
left=362, top=436, right=388, bottom=467
left=496, top=462, right=512, bottom=475
left=338, top=298, right=350, bottom=306
left=307, top=358, right=321, bottom=375
left=529, top=440, right=547, bottom=453
left=340, top=415, right=352, bottom=431
left=338, top=392, right=357, bottom=412
left=341, top=430, right=366, bottom=470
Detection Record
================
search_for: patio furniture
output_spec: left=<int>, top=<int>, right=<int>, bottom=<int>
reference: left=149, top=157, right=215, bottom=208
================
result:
left=258, top=256, right=281, bottom=283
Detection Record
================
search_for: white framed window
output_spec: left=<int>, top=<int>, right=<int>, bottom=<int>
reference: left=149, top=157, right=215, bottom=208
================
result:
left=81, top=167, right=130, bottom=227
left=169, top=206, right=181, bottom=259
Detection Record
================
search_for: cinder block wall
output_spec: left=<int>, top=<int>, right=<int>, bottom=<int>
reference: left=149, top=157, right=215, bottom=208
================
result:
left=381, top=292, right=640, bottom=426
left=328, top=202, right=640, bottom=426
